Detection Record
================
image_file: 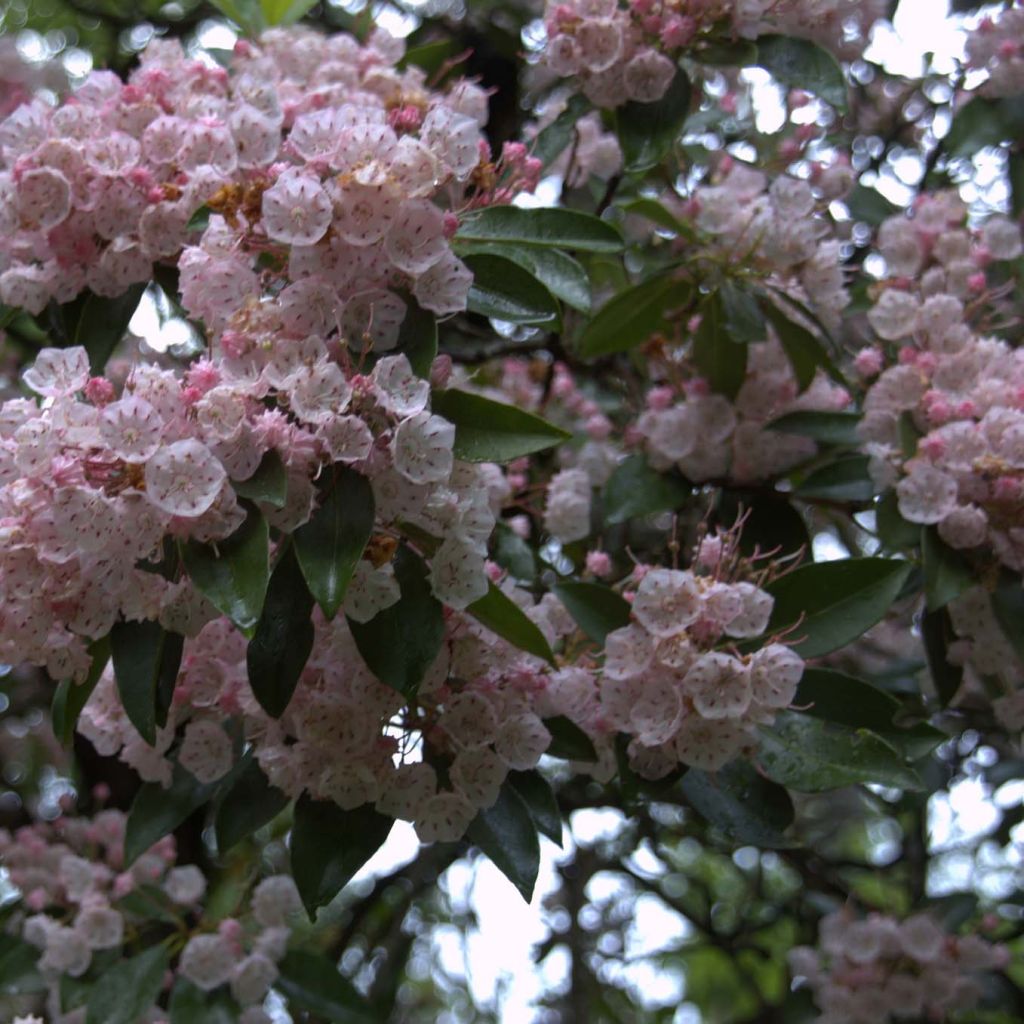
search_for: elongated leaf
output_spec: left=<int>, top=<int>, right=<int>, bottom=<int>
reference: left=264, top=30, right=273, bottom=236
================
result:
left=124, top=763, right=223, bottom=867
left=492, top=523, right=538, bottom=581
left=921, top=606, right=964, bottom=706
left=756, top=34, right=847, bottom=110
left=578, top=273, right=685, bottom=358
left=181, top=505, right=269, bottom=635
left=944, top=95, right=1024, bottom=158
left=348, top=545, right=443, bottom=695
left=845, top=185, right=900, bottom=225
left=758, top=712, right=922, bottom=791
left=553, top=581, right=631, bottom=645
left=991, top=579, right=1024, bottom=664
left=277, top=951, right=374, bottom=1023
left=395, top=296, right=438, bottom=378
left=291, top=797, right=394, bottom=917
left=110, top=619, right=183, bottom=746
left=922, top=526, right=972, bottom=612
left=467, top=582, right=555, bottom=666
left=464, top=253, right=560, bottom=325
left=760, top=298, right=835, bottom=392
left=0, top=934, right=44, bottom=995
left=875, top=491, right=921, bottom=549
left=86, top=945, right=170, bottom=1024
left=215, top=758, right=289, bottom=852
left=719, top=281, right=766, bottom=343
left=616, top=197, right=690, bottom=234
left=231, top=449, right=287, bottom=508
left=766, top=557, right=914, bottom=658
left=467, top=782, right=540, bottom=903
left=681, top=761, right=796, bottom=848
left=507, top=770, right=562, bottom=846
left=431, top=389, right=569, bottom=462
left=260, top=0, right=317, bottom=26
left=295, top=467, right=375, bottom=620
left=531, top=93, right=592, bottom=168
left=795, top=456, right=874, bottom=502
left=51, top=636, right=110, bottom=748
left=49, top=283, right=147, bottom=374
left=247, top=543, right=315, bottom=717
left=544, top=715, right=598, bottom=762
left=208, top=0, right=265, bottom=35
left=616, top=68, right=692, bottom=171
left=603, top=455, right=690, bottom=524
left=457, top=206, right=623, bottom=253
left=169, top=980, right=238, bottom=1024
left=692, top=290, right=747, bottom=400
left=768, top=410, right=862, bottom=446
left=455, top=241, right=592, bottom=312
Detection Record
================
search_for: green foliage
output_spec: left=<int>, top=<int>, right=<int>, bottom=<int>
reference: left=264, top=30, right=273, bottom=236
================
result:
left=467, top=781, right=541, bottom=902
left=577, top=272, right=686, bottom=358
left=466, top=581, right=556, bottom=665
left=46, top=284, right=147, bottom=374
left=51, top=636, right=110, bottom=748
left=602, top=454, right=690, bottom=524
left=464, top=253, right=561, bottom=325
left=231, top=450, right=288, bottom=508
left=214, top=758, right=290, bottom=852
left=276, top=951, right=375, bottom=1022
left=615, top=69, right=693, bottom=171
left=86, top=945, right=170, bottom=1024
left=756, top=34, right=848, bottom=110
left=110, top=620, right=182, bottom=747
left=457, top=206, right=623, bottom=253
left=552, top=580, right=632, bottom=645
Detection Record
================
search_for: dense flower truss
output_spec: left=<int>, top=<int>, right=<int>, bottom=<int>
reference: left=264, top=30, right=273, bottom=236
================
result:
left=539, top=0, right=886, bottom=106
left=789, top=908, right=1008, bottom=1023
left=965, top=5, right=1024, bottom=98
left=0, top=809, right=301, bottom=1024
left=857, top=194, right=1024, bottom=570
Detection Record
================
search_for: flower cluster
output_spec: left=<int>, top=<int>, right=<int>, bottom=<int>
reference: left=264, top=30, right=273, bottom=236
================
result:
left=857, top=200, right=1024, bottom=569
left=789, top=908, right=1008, bottom=1023
left=0, top=808, right=303, bottom=1024
left=965, top=6, right=1024, bottom=98
left=0, top=344, right=505, bottom=679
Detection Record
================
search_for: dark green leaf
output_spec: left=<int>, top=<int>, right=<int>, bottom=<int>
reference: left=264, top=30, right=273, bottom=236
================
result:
left=757, top=712, right=922, bottom=791
left=766, top=557, right=914, bottom=658
left=86, top=945, right=170, bottom=1024
left=944, top=96, right=1024, bottom=158
left=694, top=37, right=759, bottom=65
left=768, top=410, right=862, bottom=446
left=921, top=606, right=963, bottom=707
left=531, top=93, right=592, bottom=168
left=681, top=761, right=796, bottom=848
left=693, top=290, right=747, bottom=399
left=457, top=206, right=623, bottom=253
left=215, top=758, right=289, bottom=852
left=616, top=197, right=690, bottom=235
left=467, top=782, right=540, bottom=903
left=181, top=504, right=269, bottom=635
left=577, top=272, right=686, bottom=358
left=124, top=762, right=222, bottom=867
left=552, top=581, right=631, bottom=645
left=719, top=281, right=766, bottom=343
left=169, top=979, right=238, bottom=1024
left=616, top=69, right=692, bottom=171
left=507, top=770, right=563, bottom=846
left=395, top=296, right=437, bottom=377
left=294, top=467, right=375, bottom=620
left=845, top=185, right=900, bottom=225
left=0, top=934, right=44, bottom=995
left=467, top=582, right=556, bottom=666
left=291, top=797, right=394, bottom=917
left=51, top=636, right=110, bottom=748
left=756, top=34, right=848, bottom=110
left=760, top=298, right=836, bottom=392
left=431, top=389, right=570, bottom=462
left=603, top=454, right=690, bottom=524
left=186, top=204, right=211, bottom=233
left=115, top=884, right=181, bottom=927
left=348, top=544, right=444, bottom=696
left=260, top=0, right=317, bottom=26
left=399, top=37, right=459, bottom=76
left=208, top=0, right=265, bottom=35
left=795, top=456, right=874, bottom=502
left=50, top=284, right=147, bottom=374
left=231, top=450, right=288, bottom=508
left=991, top=579, right=1024, bottom=664
left=277, top=951, right=374, bottom=1023
left=464, top=253, right=560, bottom=325
left=110, top=619, right=183, bottom=746
left=247, top=543, right=315, bottom=717
left=875, top=491, right=921, bottom=549
left=544, top=715, right=598, bottom=762
left=921, top=526, right=973, bottom=612
left=492, top=523, right=537, bottom=581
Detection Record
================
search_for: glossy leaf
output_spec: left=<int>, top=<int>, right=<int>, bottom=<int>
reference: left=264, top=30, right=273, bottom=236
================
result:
left=467, top=582, right=556, bottom=666
left=719, top=281, right=766, bottom=343
left=921, top=526, right=973, bottom=612
left=756, top=34, right=847, bottom=110
left=921, top=606, right=964, bottom=707
left=208, top=0, right=264, bottom=35
left=544, top=715, right=598, bottom=762
left=294, top=467, right=375, bottom=620
left=681, top=761, right=796, bottom=849
left=578, top=273, right=685, bottom=358
left=215, top=758, right=289, bottom=852
left=692, top=290, right=747, bottom=400
left=51, top=636, right=110, bottom=748
left=944, top=95, right=1024, bottom=158
left=431, top=389, right=570, bottom=462
left=110, top=619, right=183, bottom=746
left=553, top=581, right=631, bottom=645
left=616, top=68, right=692, bottom=171
left=395, top=296, right=438, bottom=378
left=507, top=770, right=563, bottom=846
left=845, top=185, right=900, bottom=225
left=348, top=545, right=444, bottom=695
left=492, top=523, right=538, bottom=581
left=457, top=206, right=623, bottom=253
left=291, top=796, right=394, bottom=917
left=86, top=945, right=170, bottom=1024
left=875, top=491, right=921, bottom=550
left=181, top=504, right=269, bottom=635
left=277, top=951, right=374, bottom=1023
left=760, top=298, right=835, bottom=392
left=464, top=253, right=560, bottom=325
left=757, top=712, right=922, bottom=792
left=795, top=456, right=874, bottom=502
left=231, top=449, right=288, bottom=508
left=531, top=93, right=592, bottom=168
left=247, top=543, right=315, bottom=717
left=467, top=782, right=540, bottom=903
left=766, top=557, right=914, bottom=658
left=603, top=454, right=690, bottom=524
left=768, top=410, right=862, bottom=446
left=49, top=283, right=147, bottom=375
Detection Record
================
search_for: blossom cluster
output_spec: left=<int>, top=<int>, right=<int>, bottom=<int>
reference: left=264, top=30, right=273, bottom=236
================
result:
left=539, top=0, right=886, bottom=108
left=789, top=908, right=1007, bottom=1023
left=965, top=5, right=1024, bottom=98
left=0, top=24, right=514, bottom=325
left=0, top=344, right=505, bottom=680
left=857, top=197, right=1024, bottom=569
left=0, top=808, right=302, bottom=1024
